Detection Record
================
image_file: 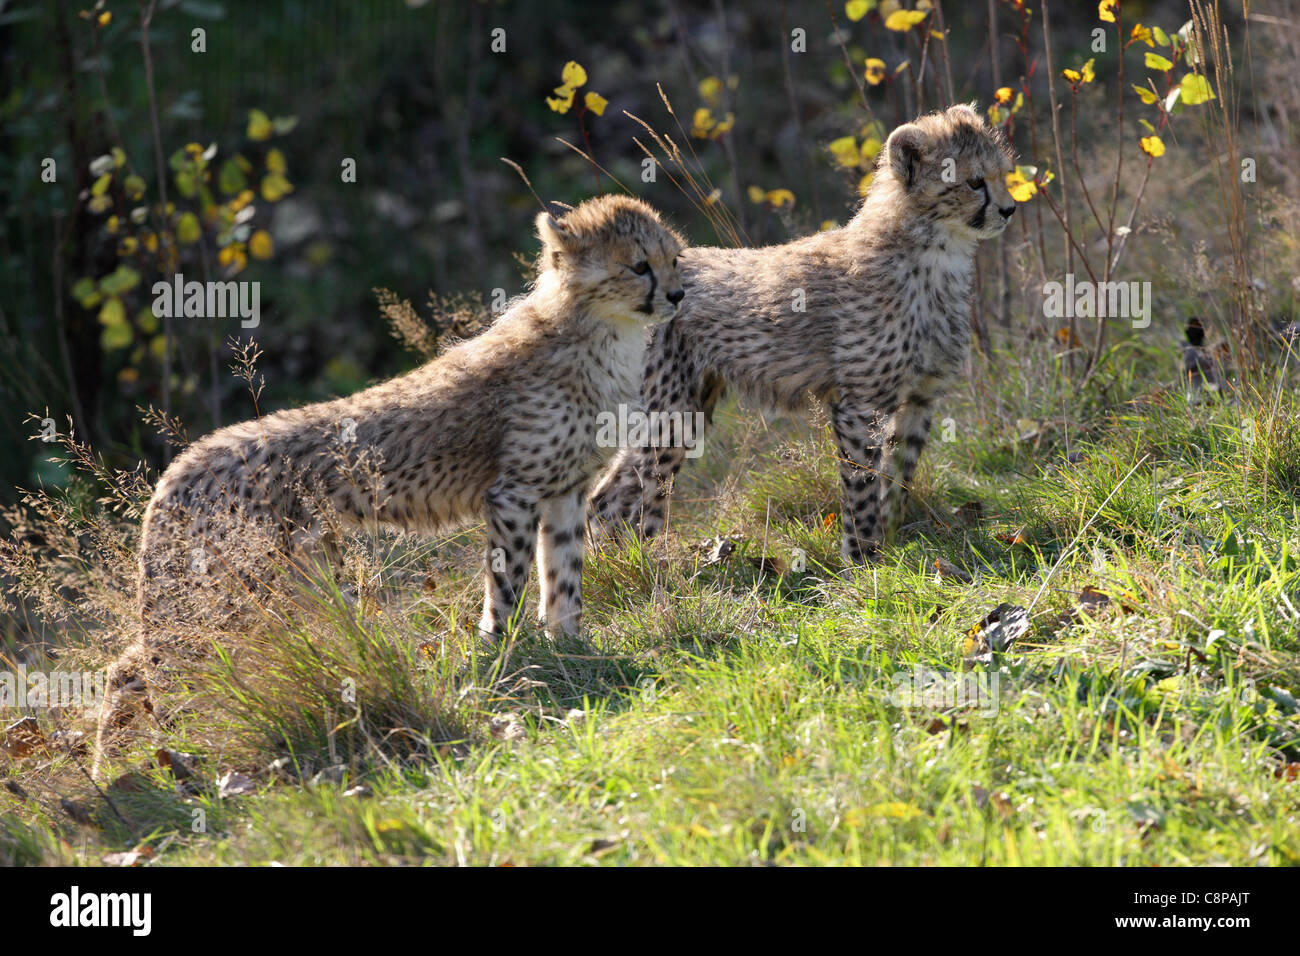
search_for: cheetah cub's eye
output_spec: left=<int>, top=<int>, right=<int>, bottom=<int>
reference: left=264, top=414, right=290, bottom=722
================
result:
left=966, top=177, right=986, bottom=191
left=631, top=261, right=651, bottom=275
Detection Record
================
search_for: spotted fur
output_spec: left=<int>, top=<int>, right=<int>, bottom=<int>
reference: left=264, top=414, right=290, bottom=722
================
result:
left=590, top=105, right=1016, bottom=562
left=93, top=194, right=684, bottom=775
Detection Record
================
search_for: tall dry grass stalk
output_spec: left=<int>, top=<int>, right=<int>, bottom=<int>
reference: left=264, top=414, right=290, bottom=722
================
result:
left=1190, top=0, right=1261, bottom=371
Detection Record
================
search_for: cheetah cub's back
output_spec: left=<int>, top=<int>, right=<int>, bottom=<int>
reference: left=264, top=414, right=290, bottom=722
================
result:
left=92, top=194, right=685, bottom=777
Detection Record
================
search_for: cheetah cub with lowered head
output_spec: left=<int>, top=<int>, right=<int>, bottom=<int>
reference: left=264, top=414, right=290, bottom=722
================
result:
left=591, top=104, right=1016, bottom=563
left=94, top=194, right=684, bottom=772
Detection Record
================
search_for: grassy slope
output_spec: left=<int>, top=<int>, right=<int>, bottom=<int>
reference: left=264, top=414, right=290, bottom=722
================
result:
left=3, top=350, right=1300, bottom=866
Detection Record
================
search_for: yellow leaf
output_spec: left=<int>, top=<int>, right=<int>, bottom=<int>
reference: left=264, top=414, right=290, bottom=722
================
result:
left=1145, top=52, right=1174, bottom=71
left=884, top=9, right=927, bottom=30
left=1153, top=25, right=1170, bottom=46
left=1139, top=135, right=1165, bottom=158
left=1062, top=68, right=1081, bottom=84
left=1081, top=58, right=1096, bottom=83
left=712, top=112, right=735, bottom=136
left=845, top=0, right=873, bottom=22
left=101, top=319, right=133, bottom=351
left=561, top=61, right=587, bottom=89
left=860, top=137, right=882, bottom=161
left=747, top=185, right=766, bottom=204
left=698, top=75, right=722, bottom=103
left=584, top=91, right=609, bottom=115
left=98, top=296, right=126, bottom=327
left=820, top=220, right=836, bottom=231
left=1132, top=84, right=1158, bottom=104
left=260, top=173, right=293, bottom=202
left=862, top=802, right=925, bottom=821
left=857, top=171, right=874, bottom=196
left=828, top=135, right=860, bottom=169
left=1179, top=73, right=1215, bottom=105
left=765, top=188, right=795, bottom=208
left=995, top=86, right=1013, bottom=104
left=1131, top=24, right=1154, bottom=46
left=691, top=107, right=716, bottom=138
left=249, top=229, right=274, bottom=260
left=97, top=10, right=112, bottom=26
left=247, top=109, right=272, bottom=141
left=864, top=57, right=886, bottom=86
left=546, top=86, right=575, bottom=114
left=266, top=148, right=287, bottom=175
left=1098, top=0, right=1116, bottom=23
left=1005, top=168, right=1037, bottom=202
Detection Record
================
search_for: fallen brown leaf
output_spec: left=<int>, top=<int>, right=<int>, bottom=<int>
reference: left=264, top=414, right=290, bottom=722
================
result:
left=3, top=717, right=46, bottom=759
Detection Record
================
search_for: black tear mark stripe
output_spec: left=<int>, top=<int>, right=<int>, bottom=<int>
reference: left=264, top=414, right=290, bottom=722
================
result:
left=640, top=259, right=657, bottom=315
left=968, top=186, right=989, bottom=230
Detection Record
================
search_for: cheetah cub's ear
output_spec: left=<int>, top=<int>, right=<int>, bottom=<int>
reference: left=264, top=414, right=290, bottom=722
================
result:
left=886, top=123, right=930, bottom=192
left=536, top=209, right=587, bottom=268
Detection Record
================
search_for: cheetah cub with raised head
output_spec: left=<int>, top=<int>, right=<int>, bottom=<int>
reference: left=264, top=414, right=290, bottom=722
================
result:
left=94, top=194, right=684, bottom=772
left=591, top=104, right=1016, bottom=562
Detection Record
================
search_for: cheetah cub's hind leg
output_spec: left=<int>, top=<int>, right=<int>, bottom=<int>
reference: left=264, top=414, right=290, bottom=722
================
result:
left=880, top=395, right=936, bottom=546
left=588, top=319, right=724, bottom=543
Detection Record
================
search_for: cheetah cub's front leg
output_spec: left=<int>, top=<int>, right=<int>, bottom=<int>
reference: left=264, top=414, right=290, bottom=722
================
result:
left=480, top=486, right=589, bottom=637
left=480, top=479, right=540, bottom=636
left=830, top=401, right=889, bottom=563
left=536, top=491, right=587, bottom=635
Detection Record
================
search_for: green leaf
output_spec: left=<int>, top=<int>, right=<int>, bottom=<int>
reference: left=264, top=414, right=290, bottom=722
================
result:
left=247, top=109, right=272, bottom=141
left=98, top=264, right=141, bottom=296
left=1179, top=72, right=1214, bottom=105
left=91, top=172, right=112, bottom=197
left=71, top=277, right=97, bottom=306
left=1144, top=52, right=1174, bottom=71
left=123, top=174, right=146, bottom=200
left=218, top=158, right=247, bottom=194
left=98, top=295, right=126, bottom=328
left=101, top=320, right=133, bottom=351
left=177, top=211, right=202, bottom=244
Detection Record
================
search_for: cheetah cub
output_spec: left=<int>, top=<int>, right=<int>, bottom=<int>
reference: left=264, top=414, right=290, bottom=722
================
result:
left=94, top=194, right=684, bottom=772
left=591, top=104, right=1016, bottom=563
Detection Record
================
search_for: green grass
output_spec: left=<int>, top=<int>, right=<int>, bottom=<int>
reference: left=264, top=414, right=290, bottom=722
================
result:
left=3, top=358, right=1300, bottom=866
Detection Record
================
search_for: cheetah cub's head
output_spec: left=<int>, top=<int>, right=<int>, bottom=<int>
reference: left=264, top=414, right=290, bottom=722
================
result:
left=881, top=103, right=1018, bottom=241
left=536, top=195, right=686, bottom=326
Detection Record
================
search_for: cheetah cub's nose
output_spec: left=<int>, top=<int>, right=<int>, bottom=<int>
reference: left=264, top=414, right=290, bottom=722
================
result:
left=999, top=204, right=1016, bottom=219
left=667, top=289, right=685, bottom=305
